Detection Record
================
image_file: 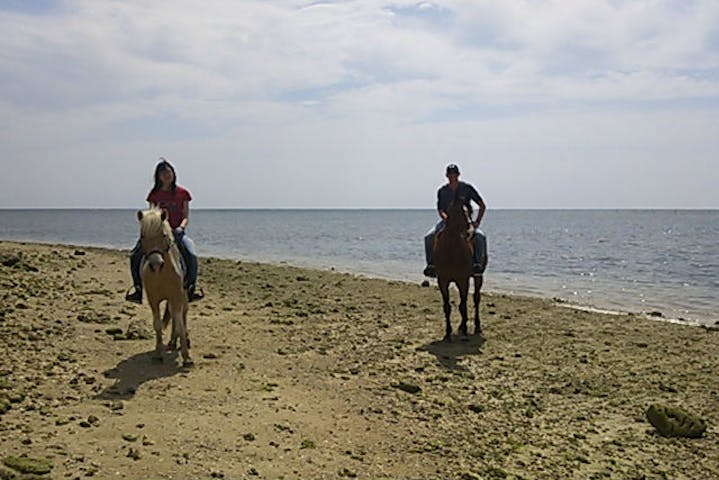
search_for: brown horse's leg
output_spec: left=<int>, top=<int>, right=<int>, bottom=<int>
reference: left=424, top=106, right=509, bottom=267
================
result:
left=474, top=274, right=483, bottom=335
left=438, top=278, right=452, bottom=342
left=457, top=277, right=470, bottom=338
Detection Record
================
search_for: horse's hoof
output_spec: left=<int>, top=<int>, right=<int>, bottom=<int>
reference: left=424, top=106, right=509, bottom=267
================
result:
left=443, top=335, right=452, bottom=343
left=182, top=360, right=194, bottom=368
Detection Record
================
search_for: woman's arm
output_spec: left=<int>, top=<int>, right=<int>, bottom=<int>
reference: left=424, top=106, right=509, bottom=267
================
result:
left=179, top=200, right=189, bottom=229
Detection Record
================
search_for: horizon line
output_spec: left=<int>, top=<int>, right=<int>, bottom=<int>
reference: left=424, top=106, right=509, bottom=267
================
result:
left=1, top=206, right=718, bottom=211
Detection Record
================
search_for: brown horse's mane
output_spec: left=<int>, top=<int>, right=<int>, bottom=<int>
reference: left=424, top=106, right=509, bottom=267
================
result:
left=441, top=198, right=473, bottom=241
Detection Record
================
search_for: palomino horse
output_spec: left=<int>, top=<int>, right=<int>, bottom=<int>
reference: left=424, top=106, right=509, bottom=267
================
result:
left=137, top=208, right=193, bottom=367
left=433, top=197, right=485, bottom=341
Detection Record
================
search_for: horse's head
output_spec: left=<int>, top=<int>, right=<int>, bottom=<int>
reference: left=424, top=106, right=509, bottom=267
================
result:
left=445, top=196, right=471, bottom=235
left=137, top=208, right=173, bottom=272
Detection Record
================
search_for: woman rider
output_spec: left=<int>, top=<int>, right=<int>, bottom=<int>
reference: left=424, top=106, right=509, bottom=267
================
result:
left=125, top=158, right=203, bottom=303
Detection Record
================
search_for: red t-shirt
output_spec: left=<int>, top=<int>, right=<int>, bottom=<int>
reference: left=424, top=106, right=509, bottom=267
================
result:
left=146, top=185, right=192, bottom=229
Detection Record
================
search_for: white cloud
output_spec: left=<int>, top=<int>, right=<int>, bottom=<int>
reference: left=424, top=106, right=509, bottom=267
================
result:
left=0, top=0, right=717, bottom=208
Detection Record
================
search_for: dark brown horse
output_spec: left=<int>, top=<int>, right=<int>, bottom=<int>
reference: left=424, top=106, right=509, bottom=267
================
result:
left=433, top=197, right=485, bottom=341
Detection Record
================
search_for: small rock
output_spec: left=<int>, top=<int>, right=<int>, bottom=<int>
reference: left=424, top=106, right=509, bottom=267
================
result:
left=338, top=467, right=357, bottom=478
left=122, top=433, right=138, bottom=442
left=393, top=382, right=421, bottom=394
left=105, top=327, right=123, bottom=336
left=203, top=353, right=218, bottom=359
left=468, top=404, right=484, bottom=414
left=242, top=433, right=255, bottom=441
left=648, top=311, right=663, bottom=317
left=421, top=280, right=430, bottom=287
left=0, top=253, right=21, bottom=267
left=73, top=250, right=86, bottom=256
left=646, top=403, right=707, bottom=438
left=248, top=467, right=259, bottom=476
left=125, top=320, right=152, bottom=340
left=126, top=448, right=141, bottom=461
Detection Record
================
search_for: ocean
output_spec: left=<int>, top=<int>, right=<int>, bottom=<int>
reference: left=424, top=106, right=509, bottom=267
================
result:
left=1, top=209, right=717, bottom=325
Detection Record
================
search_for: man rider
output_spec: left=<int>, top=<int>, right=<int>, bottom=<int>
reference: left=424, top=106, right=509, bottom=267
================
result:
left=424, top=163, right=487, bottom=277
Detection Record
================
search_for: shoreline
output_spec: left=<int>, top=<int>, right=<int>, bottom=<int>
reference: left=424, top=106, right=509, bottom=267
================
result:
left=2, top=238, right=715, bottom=328
left=1, top=240, right=718, bottom=478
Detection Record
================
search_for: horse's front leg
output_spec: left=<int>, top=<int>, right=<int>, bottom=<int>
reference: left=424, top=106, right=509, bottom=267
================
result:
left=474, top=274, right=483, bottom=335
left=174, top=302, right=193, bottom=367
left=457, top=277, right=470, bottom=338
left=165, top=304, right=178, bottom=351
left=150, top=301, right=164, bottom=362
left=438, top=278, right=452, bottom=342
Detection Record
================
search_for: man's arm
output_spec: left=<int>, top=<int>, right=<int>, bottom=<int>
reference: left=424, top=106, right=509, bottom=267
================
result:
left=437, top=189, right=447, bottom=220
left=470, top=186, right=486, bottom=227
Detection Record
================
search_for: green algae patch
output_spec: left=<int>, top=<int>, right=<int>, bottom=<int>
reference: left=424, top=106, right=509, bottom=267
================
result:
left=2, top=456, right=52, bottom=475
left=646, top=403, right=707, bottom=438
left=0, top=397, right=11, bottom=414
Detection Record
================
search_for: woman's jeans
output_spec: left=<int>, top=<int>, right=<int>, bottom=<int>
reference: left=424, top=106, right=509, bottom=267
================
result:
left=130, top=232, right=198, bottom=289
left=424, top=220, right=486, bottom=266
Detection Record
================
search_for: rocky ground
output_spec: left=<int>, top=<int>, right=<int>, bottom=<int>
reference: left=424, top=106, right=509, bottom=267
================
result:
left=0, top=241, right=717, bottom=480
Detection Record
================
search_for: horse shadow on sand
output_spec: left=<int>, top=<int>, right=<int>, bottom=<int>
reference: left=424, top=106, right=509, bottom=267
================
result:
left=417, top=334, right=486, bottom=372
left=96, top=350, right=185, bottom=400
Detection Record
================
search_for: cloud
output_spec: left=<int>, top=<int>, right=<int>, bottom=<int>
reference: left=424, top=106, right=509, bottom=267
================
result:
left=0, top=0, right=717, bottom=208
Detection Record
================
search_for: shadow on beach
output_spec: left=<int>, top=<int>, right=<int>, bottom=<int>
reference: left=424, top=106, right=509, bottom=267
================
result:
left=418, top=334, right=485, bottom=371
left=96, top=350, right=183, bottom=400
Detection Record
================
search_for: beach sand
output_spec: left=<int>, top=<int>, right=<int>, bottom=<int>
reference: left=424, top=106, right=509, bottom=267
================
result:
left=1, top=240, right=717, bottom=479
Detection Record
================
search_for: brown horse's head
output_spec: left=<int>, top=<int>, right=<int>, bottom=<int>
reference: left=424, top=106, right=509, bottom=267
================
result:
left=444, top=195, right=471, bottom=237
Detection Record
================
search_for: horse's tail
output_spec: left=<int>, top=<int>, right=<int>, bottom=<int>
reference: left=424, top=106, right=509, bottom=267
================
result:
left=162, top=303, right=171, bottom=329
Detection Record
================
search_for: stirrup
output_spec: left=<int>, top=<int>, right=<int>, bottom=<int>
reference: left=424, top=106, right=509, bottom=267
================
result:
left=423, top=265, right=436, bottom=278
left=188, top=285, right=205, bottom=302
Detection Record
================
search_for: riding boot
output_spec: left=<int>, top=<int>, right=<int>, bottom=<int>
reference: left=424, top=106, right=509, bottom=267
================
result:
left=126, top=240, right=143, bottom=303
left=424, top=232, right=436, bottom=277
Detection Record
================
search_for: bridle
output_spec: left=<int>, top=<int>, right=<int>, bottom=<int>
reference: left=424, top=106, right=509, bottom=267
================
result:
left=141, top=232, right=174, bottom=259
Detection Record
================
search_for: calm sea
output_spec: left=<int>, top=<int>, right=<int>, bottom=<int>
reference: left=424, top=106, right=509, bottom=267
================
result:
left=1, top=209, right=717, bottom=325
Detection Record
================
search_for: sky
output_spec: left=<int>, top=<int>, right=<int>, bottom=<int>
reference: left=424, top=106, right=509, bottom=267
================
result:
left=0, top=0, right=718, bottom=209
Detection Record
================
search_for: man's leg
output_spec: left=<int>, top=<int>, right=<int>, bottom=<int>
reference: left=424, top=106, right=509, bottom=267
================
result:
left=423, top=221, right=444, bottom=277
left=473, top=230, right=487, bottom=275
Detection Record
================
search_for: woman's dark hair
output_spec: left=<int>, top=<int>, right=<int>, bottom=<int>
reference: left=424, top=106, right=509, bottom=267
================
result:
left=152, top=157, right=177, bottom=193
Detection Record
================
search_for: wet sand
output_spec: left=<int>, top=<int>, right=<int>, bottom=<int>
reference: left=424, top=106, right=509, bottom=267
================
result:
left=1, top=240, right=717, bottom=479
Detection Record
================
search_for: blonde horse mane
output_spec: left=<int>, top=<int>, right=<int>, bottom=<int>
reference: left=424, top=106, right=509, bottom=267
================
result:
left=138, top=208, right=182, bottom=266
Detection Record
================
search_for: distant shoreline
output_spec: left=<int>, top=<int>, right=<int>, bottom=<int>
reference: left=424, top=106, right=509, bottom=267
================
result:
left=2, top=238, right=715, bottom=329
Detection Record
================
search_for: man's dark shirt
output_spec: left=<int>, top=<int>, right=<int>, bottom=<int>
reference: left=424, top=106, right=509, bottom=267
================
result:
left=437, top=181, right=482, bottom=216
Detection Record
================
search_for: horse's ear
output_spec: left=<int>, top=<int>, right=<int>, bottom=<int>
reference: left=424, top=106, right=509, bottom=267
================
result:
left=137, top=210, right=144, bottom=221
left=160, top=209, right=168, bottom=222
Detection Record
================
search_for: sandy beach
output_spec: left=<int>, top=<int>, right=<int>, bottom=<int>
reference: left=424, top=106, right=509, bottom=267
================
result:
left=1, top=240, right=717, bottom=479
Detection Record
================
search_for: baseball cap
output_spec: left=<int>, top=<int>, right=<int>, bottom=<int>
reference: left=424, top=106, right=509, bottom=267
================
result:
left=446, top=164, right=460, bottom=175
